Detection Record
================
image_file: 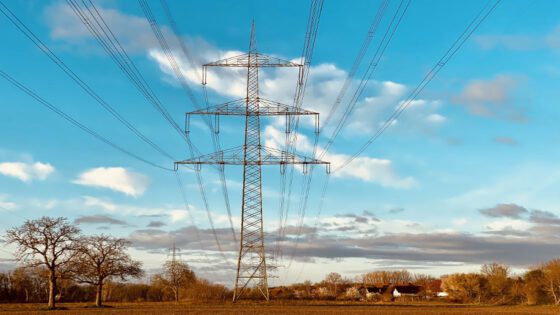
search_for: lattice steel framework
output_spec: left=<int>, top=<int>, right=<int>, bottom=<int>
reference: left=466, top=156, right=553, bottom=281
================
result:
left=175, top=23, right=329, bottom=301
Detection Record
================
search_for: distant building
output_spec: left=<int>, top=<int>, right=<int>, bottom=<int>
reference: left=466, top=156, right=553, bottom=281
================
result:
left=355, top=285, right=391, bottom=300
left=392, top=284, right=423, bottom=300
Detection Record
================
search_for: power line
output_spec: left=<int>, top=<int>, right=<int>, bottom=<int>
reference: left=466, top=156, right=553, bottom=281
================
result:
left=174, top=23, right=329, bottom=301
left=288, top=0, right=502, bottom=275
left=158, top=0, right=238, bottom=239
left=173, top=170, right=231, bottom=283
left=284, top=0, right=409, bottom=270
left=68, top=0, right=234, bottom=256
left=159, top=0, right=201, bottom=82
left=276, top=0, right=324, bottom=261
left=173, top=171, right=204, bottom=250
left=0, top=70, right=173, bottom=171
left=0, top=1, right=176, bottom=163
left=319, top=0, right=411, bottom=160
left=293, top=174, right=330, bottom=283
left=65, top=0, right=190, bottom=146
left=137, top=0, right=200, bottom=109
left=321, top=0, right=391, bottom=130
left=334, top=0, right=502, bottom=173
left=139, top=0, right=237, bottom=243
left=136, top=1, right=237, bottom=255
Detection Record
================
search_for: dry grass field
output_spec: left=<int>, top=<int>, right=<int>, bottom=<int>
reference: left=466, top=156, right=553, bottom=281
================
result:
left=0, top=302, right=557, bottom=315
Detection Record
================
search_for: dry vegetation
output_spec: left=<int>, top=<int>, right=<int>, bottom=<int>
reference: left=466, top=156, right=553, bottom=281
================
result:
left=0, top=301, right=557, bottom=315
left=4, top=216, right=560, bottom=314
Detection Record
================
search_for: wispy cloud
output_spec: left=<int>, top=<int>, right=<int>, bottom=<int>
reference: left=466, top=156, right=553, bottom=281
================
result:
left=0, top=195, right=16, bottom=210
left=479, top=203, right=528, bottom=219
left=74, top=214, right=128, bottom=226
left=147, top=220, right=166, bottom=228
left=453, top=75, right=526, bottom=122
left=73, top=167, right=148, bottom=197
left=494, top=137, right=518, bottom=145
left=127, top=221, right=560, bottom=268
left=474, top=25, right=560, bottom=52
left=0, top=161, right=54, bottom=182
left=80, top=196, right=203, bottom=225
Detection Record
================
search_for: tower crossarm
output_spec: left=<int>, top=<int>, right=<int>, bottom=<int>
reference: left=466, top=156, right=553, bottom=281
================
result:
left=174, top=145, right=330, bottom=173
left=188, top=98, right=318, bottom=116
left=204, top=52, right=300, bottom=68
left=202, top=53, right=302, bottom=85
left=186, top=98, right=320, bottom=134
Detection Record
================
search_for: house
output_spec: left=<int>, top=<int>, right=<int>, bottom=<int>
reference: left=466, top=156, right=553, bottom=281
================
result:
left=425, top=279, right=443, bottom=296
left=392, top=284, right=423, bottom=300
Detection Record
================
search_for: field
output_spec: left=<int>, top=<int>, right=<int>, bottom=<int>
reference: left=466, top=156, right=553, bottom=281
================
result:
left=0, top=302, right=557, bottom=315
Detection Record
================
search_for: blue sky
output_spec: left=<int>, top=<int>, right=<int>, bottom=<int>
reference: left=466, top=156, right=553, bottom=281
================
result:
left=2, top=0, right=560, bottom=286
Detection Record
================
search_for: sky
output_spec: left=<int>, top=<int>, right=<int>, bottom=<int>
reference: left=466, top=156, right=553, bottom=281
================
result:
left=1, top=0, right=560, bottom=287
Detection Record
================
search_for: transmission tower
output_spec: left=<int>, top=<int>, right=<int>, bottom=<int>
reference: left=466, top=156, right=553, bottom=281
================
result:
left=175, top=22, right=329, bottom=301
left=167, top=243, right=182, bottom=265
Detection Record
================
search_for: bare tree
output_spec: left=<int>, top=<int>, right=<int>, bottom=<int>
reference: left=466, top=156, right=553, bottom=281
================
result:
left=158, top=259, right=195, bottom=302
left=324, top=272, right=343, bottom=296
left=362, top=270, right=412, bottom=285
left=5, top=217, right=80, bottom=309
left=541, top=259, right=560, bottom=305
left=68, top=235, right=143, bottom=307
left=442, top=273, right=486, bottom=303
left=481, top=262, right=511, bottom=303
left=523, top=268, right=546, bottom=305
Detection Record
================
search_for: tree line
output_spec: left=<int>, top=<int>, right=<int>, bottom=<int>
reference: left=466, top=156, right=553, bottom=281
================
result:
left=3, top=216, right=560, bottom=307
left=442, top=261, right=560, bottom=305
left=275, top=262, right=560, bottom=305
left=1, top=216, right=226, bottom=309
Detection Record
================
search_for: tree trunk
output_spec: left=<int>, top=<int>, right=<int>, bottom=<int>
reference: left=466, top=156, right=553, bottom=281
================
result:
left=549, top=280, right=558, bottom=305
left=174, top=287, right=179, bottom=302
left=95, top=283, right=103, bottom=307
left=48, top=271, right=56, bottom=309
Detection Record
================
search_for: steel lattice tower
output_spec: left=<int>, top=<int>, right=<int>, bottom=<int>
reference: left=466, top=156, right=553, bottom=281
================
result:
left=175, top=23, right=329, bottom=301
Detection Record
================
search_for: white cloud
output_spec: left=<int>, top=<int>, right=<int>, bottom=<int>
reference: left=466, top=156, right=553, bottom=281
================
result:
left=74, top=167, right=148, bottom=197
left=45, top=2, right=161, bottom=54
left=46, top=2, right=442, bottom=190
left=170, top=210, right=189, bottom=223
left=46, top=1, right=445, bottom=138
left=82, top=196, right=176, bottom=218
left=30, top=198, right=58, bottom=210
left=264, top=125, right=416, bottom=188
left=426, top=113, right=447, bottom=123
left=81, top=196, right=199, bottom=223
left=82, top=195, right=118, bottom=211
left=152, top=46, right=444, bottom=136
left=329, top=154, right=417, bottom=188
left=486, top=218, right=531, bottom=232
left=0, top=161, right=54, bottom=182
